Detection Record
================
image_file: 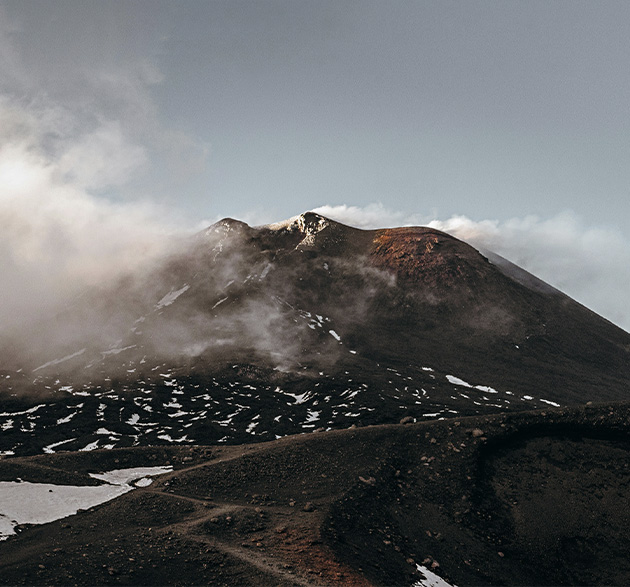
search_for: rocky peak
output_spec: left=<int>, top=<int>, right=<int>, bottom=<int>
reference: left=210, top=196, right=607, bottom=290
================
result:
left=204, top=217, right=251, bottom=237
left=294, top=212, right=330, bottom=236
left=262, top=212, right=331, bottom=235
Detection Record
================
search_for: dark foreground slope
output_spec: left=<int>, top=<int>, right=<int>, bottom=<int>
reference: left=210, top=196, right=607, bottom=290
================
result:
left=1, top=403, right=630, bottom=587
left=1, top=213, right=629, bottom=456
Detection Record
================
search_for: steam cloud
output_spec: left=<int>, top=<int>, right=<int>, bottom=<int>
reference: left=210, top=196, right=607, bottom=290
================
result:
left=314, top=204, right=630, bottom=332
left=0, top=9, right=197, bottom=335
left=0, top=15, right=329, bottom=379
left=0, top=95, right=181, bottom=333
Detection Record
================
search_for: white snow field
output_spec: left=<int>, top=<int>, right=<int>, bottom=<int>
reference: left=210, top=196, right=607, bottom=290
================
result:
left=0, top=465, right=172, bottom=540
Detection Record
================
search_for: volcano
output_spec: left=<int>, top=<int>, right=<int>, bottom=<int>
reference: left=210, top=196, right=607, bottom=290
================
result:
left=1, top=212, right=628, bottom=456
left=1, top=213, right=630, bottom=586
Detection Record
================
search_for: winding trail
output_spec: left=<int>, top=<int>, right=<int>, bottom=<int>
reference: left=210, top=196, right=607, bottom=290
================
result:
left=142, top=486, right=322, bottom=587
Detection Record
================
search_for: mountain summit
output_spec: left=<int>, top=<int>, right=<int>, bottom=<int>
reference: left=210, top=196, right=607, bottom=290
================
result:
left=0, top=212, right=629, bottom=456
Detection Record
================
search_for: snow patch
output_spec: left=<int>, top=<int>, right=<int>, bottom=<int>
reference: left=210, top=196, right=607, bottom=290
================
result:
left=329, top=330, right=341, bottom=342
left=305, top=410, right=321, bottom=423
left=155, top=285, right=190, bottom=309
left=212, top=297, right=228, bottom=309
left=101, top=345, right=136, bottom=356
left=56, top=412, right=77, bottom=425
left=33, top=349, right=86, bottom=372
left=89, top=466, right=173, bottom=486
left=0, top=404, right=47, bottom=417
left=474, top=385, right=498, bottom=394
left=0, top=466, right=172, bottom=540
left=259, top=263, right=272, bottom=279
left=447, top=376, right=499, bottom=394
left=413, top=563, right=456, bottom=587
left=156, top=434, right=189, bottom=443
left=42, top=438, right=78, bottom=454
left=446, top=375, right=472, bottom=388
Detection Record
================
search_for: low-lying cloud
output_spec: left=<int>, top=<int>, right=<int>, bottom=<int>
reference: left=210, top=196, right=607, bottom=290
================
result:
left=0, top=9, right=198, bottom=337
left=0, top=96, right=182, bottom=334
left=314, top=204, right=630, bottom=332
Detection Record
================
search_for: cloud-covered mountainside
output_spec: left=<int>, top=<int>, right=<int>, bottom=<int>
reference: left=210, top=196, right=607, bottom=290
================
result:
left=1, top=212, right=629, bottom=457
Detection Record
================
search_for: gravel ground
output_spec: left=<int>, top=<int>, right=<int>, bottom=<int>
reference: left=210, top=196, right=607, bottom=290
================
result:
left=0, top=402, right=629, bottom=586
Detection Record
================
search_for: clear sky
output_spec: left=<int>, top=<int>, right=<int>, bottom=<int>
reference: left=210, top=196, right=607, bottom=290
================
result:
left=0, top=1, right=629, bottom=330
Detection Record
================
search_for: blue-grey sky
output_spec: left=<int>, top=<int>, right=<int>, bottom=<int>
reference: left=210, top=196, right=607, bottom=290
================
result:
left=0, top=1, right=629, bottom=330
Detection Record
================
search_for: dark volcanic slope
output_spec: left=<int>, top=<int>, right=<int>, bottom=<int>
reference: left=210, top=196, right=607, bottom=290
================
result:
left=1, top=404, right=630, bottom=586
left=1, top=212, right=629, bottom=456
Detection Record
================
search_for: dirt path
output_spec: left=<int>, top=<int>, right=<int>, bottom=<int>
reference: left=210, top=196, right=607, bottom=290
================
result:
left=176, top=529, right=319, bottom=587
left=164, top=444, right=272, bottom=478
left=148, top=488, right=322, bottom=587
left=143, top=486, right=217, bottom=507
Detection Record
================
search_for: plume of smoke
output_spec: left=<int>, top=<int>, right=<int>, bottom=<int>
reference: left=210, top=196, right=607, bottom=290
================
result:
left=0, top=10, right=384, bottom=384
left=0, top=96, right=181, bottom=336
left=315, top=203, right=630, bottom=332
left=0, top=8, right=199, bottom=339
left=312, top=203, right=426, bottom=229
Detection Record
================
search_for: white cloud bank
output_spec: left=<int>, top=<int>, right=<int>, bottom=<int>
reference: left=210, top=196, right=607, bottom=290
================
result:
left=313, top=204, right=630, bottom=332
left=0, top=9, right=199, bottom=332
left=313, top=203, right=426, bottom=230
left=0, top=96, right=182, bottom=330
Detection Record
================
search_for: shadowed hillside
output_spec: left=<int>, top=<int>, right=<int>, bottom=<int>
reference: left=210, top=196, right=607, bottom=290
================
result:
left=1, top=404, right=629, bottom=586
